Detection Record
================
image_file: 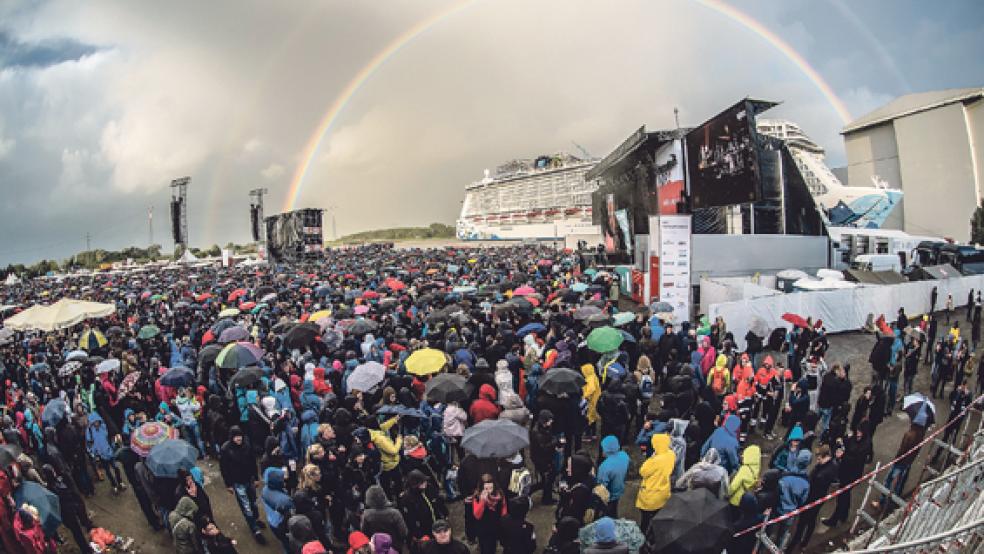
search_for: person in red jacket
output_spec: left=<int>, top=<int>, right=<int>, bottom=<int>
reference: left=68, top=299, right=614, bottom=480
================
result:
left=468, top=384, right=500, bottom=424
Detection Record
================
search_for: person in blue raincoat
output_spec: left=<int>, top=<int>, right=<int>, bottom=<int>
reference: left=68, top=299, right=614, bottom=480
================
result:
left=700, top=414, right=741, bottom=474
left=261, top=467, right=294, bottom=552
left=596, top=435, right=630, bottom=518
left=86, top=412, right=126, bottom=493
left=774, top=449, right=812, bottom=550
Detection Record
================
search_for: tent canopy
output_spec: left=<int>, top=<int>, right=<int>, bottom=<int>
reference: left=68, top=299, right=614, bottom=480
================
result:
left=2, top=298, right=115, bottom=332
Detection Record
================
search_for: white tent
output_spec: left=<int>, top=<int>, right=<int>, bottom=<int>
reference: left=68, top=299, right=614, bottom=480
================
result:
left=3, top=273, right=20, bottom=286
left=178, top=249, right=199, bottom=264
left=2, top=298, right=115, bottom=332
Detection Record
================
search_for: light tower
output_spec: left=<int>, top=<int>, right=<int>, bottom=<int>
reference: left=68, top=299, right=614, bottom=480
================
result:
left=249, top=187, right=269, bottom=250
left=170, top=177, right=190, bottom=251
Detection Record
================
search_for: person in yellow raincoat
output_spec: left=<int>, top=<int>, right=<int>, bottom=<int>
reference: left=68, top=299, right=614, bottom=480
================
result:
left=368, top=415, right=402, bottom=497
left=581, top=364, right=601, bottom=436
left=728, top=444, right=761, bottom=506
left=636, top=433, right=674, bottom=533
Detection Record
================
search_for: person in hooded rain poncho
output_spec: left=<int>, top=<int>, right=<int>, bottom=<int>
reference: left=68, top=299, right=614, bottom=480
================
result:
left=676, top=447, right=730, bottom=499
left=86, top=412, right=125, bottom=493
left=701, top=414, right=741, bottom=475
left=597, top=435, right=630, bottom=517
left=728, top=444, right=761, bottom=507
left=636, top=433, right=674, bottom=534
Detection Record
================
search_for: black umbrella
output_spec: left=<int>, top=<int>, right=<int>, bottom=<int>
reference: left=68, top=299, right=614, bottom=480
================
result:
left=348, top=319, right=378, bottom=336
left=160, top=367, right=195, bottom=388
left=228, top=366, right=265, bottom=389
left=283, top=322, right=321, bottom=350
left=461, top=419, right=529, bottom=458
left=644, top=488, right=733, bottom=554
left=271, top=320, right=297, bottom=334
left=539, top=368, right=586, bottom=396
left=376, top=405, right=425, bottom=418
left=198, top=343, right=223, bottom=370
left=424, top=373, right=468, bottom=404
left=0, top=443, right=22, bottom=470
left=574, top=305, right=603, bottom=321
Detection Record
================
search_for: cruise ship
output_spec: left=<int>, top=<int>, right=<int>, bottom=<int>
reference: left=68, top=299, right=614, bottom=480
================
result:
left=456, top=153, right=601, bottom=241
left=756, top=119, right=903, bottom=228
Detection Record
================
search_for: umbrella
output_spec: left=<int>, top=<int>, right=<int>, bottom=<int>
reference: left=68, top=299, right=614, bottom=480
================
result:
left=579, top=519, right=645, bottom=553
left=228, top=366, right=265, bottom=389
left=748, top=316, right=769, bottom=339
left=612, top=312, right=636, bottom=327
left=348, top=319, right=378, bottom=336
left=644, top=488, right=733, bottom=554
left=195, top=293, right=212, bottom=302
left=210, top=318, right=237, bottom=337
left=28, top=362, right=50, bottom=374
left=218, top=307, right=241, bottom=318
left=13, top=481, right=61, bottom=535
left=118, top=371, right=142, bottom=399
left=66, top=349, right=89, bottom=362
left=574, top=305, right=603, bottom=321
left=218, top=325, right=249, bottom=343
left=383, top=277, right=406, bottom=291
left=539, top=368, right=586, bottom=396
left=216, top=342, right=264, bottom=369
left=583, top=268, right=598, bottom=276
left=78, top=329, right=107, bottom=350
left=146, top=439, right=198, bottom=477
left=651, top=301, right=673, bottom=314
left=309, top=309, right=332, bottom=323
left=587, top=326, right=624, bottom=353
left=452, top=286, right=477, bottom=294
left=271, top=321, right=297, bottom=335
left=137, top=324, right=161, bottom=340
left=322, top=329, right=343, bottom=350
left=58, top=360, right=83, bottom=377
left=160, top=366, right=195, bottom=388
left=781, top=312, right=810, bottom=330
left=405, top=348, right=447, bottom=375
left=130, top=422, right=178, bottom=457
left=347, top=361, right=386, bottom=392
left=376, top=404, right=425, bottom=418
left=95, top=358, right=121, bottom=374
left=105, top=325, right=123, bottom=336
left=571, top=282, right=589, bottom=293
left=424, top=373, right=468, bottom=404
left=654, top=311, right=674, bottom=322
left=0, top=443, right=22, bottom=470
left=41, top=398, right=69, bottom=427
left=903, top=393, right=936, bottom=427
left=513, top=285, right=536, bottom=296
left=260, top=293, right=278, bottom=304
left=198, top=343, right=223, bottom=370
left=353, top=305, right=370, bottom=315
left=227, top=288, right=247, bottom=303
left=517, top=322, right=547, bottom=337
left=283, top=322, right=321, bottom=350
left=461, top=419, right=529, bottom=458
left=239, top=301, right=257, bottom=311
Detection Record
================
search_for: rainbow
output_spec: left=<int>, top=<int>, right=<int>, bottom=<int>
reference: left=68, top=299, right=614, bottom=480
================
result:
left=283, top=0, right=853, bottom=212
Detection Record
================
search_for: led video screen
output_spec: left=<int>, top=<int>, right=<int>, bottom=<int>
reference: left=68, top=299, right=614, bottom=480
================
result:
left=686, top=100, right=760, bottom=209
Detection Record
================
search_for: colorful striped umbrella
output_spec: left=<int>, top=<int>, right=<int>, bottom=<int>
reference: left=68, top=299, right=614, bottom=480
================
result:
left=130, top=422, right=178, bottom=457
left=215, top=341, right=263, bottom=369
left=78, top=329, right=107, bottom=350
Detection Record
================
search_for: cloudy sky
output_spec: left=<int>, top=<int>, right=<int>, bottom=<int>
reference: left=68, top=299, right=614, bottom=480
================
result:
left=0, top=0, right=981, bottom=264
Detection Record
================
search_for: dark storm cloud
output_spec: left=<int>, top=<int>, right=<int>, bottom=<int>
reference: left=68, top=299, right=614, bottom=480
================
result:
left=0, top=30, right=100, bottom=69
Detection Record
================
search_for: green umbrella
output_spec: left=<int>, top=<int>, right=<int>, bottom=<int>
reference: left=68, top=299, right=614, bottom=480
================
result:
left=587, top=326, right=623, bottom=353
left=138, top=324, right=161, bottom=340
left=612, top=312, right=636, bottom=327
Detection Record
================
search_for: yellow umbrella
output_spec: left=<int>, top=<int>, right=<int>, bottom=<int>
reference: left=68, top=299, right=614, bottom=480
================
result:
left=218, top=307, right=241, bottom=318
left=309, top=309, right=332, bottom=322
left=405, top=348, right=447, bottom=376
left=79, top=329, right=108, bottom=349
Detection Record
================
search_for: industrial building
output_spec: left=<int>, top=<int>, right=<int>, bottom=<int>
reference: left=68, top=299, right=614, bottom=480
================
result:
left=841, top=87, right=984, bottom=242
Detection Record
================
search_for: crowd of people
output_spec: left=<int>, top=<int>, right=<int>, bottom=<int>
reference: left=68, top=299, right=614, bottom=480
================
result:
left=0, top=243, right=981, bottom=554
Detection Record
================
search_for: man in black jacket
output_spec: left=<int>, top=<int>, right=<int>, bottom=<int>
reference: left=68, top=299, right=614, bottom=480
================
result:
left=529, top=410, right=560, bottom=505
left=824, top=425, right=872, bottom=527
left=399, top=469, right=449, bottom=553
left=219, top=425, right=266, bottom=544
left=499, top=496, right=537, bottom=554
left=421, top=520, right=470, bottom=554
left=790, top=445, right=838, bottom=548
left=818, top=365, right=851, bottom=435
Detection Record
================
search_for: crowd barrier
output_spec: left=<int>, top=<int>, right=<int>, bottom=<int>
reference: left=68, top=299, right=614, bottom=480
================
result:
left=707, top=273, right=984, bottom=351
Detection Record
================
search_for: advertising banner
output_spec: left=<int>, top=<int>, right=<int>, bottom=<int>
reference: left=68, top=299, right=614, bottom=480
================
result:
left=654, top=139, right=685, bottom=214
left=658, top=215, right=692, bottom=323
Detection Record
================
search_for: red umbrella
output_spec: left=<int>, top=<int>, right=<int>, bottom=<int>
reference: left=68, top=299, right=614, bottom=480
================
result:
left=362, top=291, right=380, bottom=300
left=239, top=301, right=257, bottom=310
left=514, top=285, right=536, bottom=296
left=383, top=278, right=406, bottom=291
left=781, top=313, right=810, bottom=329
left=227, top=289, right=247, bottom=303
left=300, top=287, right=312, bottom=294
left=195, top=293, right=212, bottom=302
left=201, top=330, right=215, bottom=346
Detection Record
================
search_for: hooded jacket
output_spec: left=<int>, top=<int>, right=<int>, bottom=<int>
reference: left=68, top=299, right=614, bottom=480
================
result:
left=85, top=412, right=114, bottom=461
left=676, top=447, right=730, bottom=499
left=584, top=517, right=629, bottom=554
left=581, top=364, right=601, bottom=424
left=288, top=514, right=316, bottom=554
left=468, top=384, right=501, bottom=424
left=371, top=532, right=398, bottom=554
left=499, top=495, right=536, bottom=554
left=777, top=450, right=812, bottom=515
left=262, top=467, right=294, bottom=529
left=597, top=435, right=630, bottom=501
left=668, top=418, right=689, bottom=483
left=299, top=409, right=320, bottom=454
left=529, top=409, right=559, bottom=469
left=442, top=403, right=467, bottom=437
left=361, top=485, right=408, bottom=550
left=219, top=426, right=258, bottom=486
left=368, top=416, right=402, bottom=472
left=636, top=434, right=674, bottom=511
left=168, top=496, right=200, bottom=554
left=496, top=370, right=530, bottom=426
left=701, top=414, right=740, bottom=474
left=728, top=445, right=761, bottom=506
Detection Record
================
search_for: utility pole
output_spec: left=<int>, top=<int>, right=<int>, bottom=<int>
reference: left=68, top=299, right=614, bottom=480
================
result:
left=674, top=107, right=680, bottom=130
left=85, top=232, right=91, bottom=251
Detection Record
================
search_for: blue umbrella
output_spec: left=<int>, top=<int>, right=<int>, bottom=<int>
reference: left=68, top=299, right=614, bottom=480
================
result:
left=28, top=362, right=50, bottom=374
left=160, top=366, right=195, bottom=388
left=571, top=282, right=589, bottom=293
left=146, top=439, right=198, bottom=477
left=376, top=405, right=425, bottom=418
left=517, top=322, right=547, bottom=337
left=13, top=481, right=61, bottom=535
left=41, top=398, right=68, bottom=427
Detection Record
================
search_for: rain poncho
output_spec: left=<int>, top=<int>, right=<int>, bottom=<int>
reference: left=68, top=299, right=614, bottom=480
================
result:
left=85, top=412, right=114, bottom=461
left=777, top=450, right=812, bottom=516
left=369, top=416, right=402, bottom=472
left=701, top=414, right=740, bottom=474
left=636, top=434, right=674, bottom=511
left=597, top=435, right=630, bottom=501
left=728, top=445, right=761, bottom=506
left=668, top=418, right=689, bottom=483
left=581, top=364, right=601, bottom=425
left=676, top=447, right=730, bottom=499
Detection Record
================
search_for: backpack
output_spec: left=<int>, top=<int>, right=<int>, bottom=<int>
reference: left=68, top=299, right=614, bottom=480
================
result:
left=639, top=373, right=655, bottom=400
left=508, top=467, right=532, bottom=497
left=583, top=483, right=610, bottom=524
left=710, top=368, right=727, bottom=396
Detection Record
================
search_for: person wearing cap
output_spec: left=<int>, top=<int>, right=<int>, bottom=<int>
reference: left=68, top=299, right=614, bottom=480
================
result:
left=421, top=520, right=469, bottom=554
